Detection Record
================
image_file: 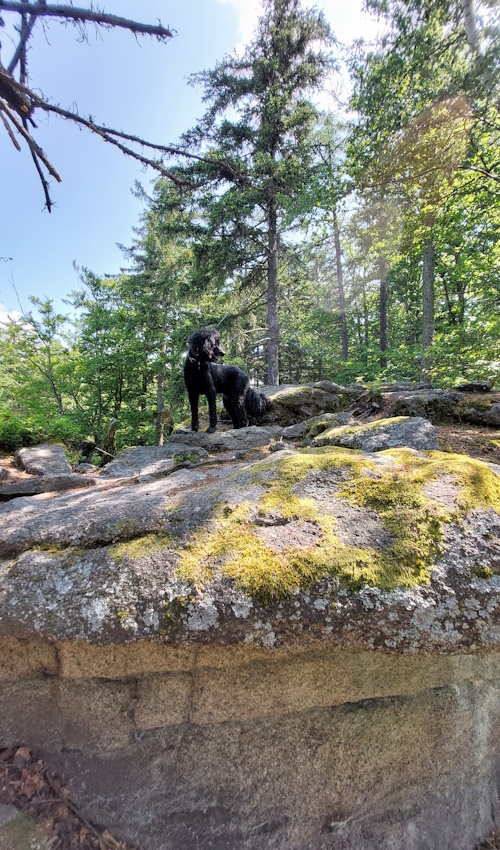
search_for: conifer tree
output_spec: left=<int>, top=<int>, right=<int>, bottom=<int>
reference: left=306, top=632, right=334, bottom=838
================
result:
left=180, top=0, right=332, bottom=384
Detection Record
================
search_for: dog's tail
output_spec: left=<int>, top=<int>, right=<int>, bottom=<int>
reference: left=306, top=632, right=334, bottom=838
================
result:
left=245, top=388, right=272, bottom=422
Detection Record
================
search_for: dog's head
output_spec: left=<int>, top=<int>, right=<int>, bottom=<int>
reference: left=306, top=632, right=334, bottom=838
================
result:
left=188, top=327, right=225, bottom=363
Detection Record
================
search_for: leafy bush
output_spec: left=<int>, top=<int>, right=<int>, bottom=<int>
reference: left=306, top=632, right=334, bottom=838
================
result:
left=0, top=411, right=83, bottom=451
left=0, top=412, right=39, bottom=450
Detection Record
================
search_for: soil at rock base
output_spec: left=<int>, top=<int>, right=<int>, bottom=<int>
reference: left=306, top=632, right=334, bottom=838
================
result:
left=0, top=747, right=135, bottom=850
left=0, top=455, right=35, bottom=485
left=478, top=835, right=500, bottom=849
left=434, top=423, right=500, bottom=463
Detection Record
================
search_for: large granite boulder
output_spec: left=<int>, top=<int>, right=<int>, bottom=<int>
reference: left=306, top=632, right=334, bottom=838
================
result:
left=15, top=444, right=72, bottom=476
left=311, top=415, right=440, bottom=452
left=258, top=382, right=357, bottom=425
left=282, top=410, right=355, bottom=439
left=2, top=427, right=500, bottom=850
left=1, top=444, right=95, bottom=501
left=101, top=444, right=209, bottom=479
left=387, top=388, right=500, bottom=426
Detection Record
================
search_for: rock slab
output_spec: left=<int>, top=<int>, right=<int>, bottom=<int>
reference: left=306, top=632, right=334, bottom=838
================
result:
left=15, top=444, right=71, bottom=476
left=312, top=416, right=440, bottom=452
left=101, top=444, right=209, bottom=478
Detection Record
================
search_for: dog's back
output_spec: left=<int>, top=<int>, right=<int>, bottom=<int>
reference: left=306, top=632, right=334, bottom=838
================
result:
left=210, top=363, right=248, bottom=395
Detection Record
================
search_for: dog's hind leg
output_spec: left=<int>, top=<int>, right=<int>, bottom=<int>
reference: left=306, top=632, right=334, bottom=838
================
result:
left=235, top=396, right=249, bottom=429
left=223, top=395, right=240, bottom=429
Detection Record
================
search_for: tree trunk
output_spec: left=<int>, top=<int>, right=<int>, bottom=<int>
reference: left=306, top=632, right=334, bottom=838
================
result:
left=140, top=373, right=148, bottom=412
left=155, top=371, right=166, bottom=447
left=461, top=0, right=481, bottom=55
left=379, top=258, right=387, bottom=369
left=421, top=237, right=435, bottom=386
left=363, top=283, right=369, bottom=364
left=46, top=349, right=64, bottom=414
left=333, top=211, right=348, bottom=362
left=102, top=417, right=118, bottom=458
left=267, top=196, right=280, bottom=386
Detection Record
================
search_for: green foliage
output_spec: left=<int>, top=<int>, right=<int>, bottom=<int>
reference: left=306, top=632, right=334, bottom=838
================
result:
left=0, top=0, right=499, bottom=447
left=0, top=412, right=80, bottom=451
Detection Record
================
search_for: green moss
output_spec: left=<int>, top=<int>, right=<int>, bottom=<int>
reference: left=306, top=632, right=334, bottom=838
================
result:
left=117, top=608, right=132, bottom=623
left=303, top=416, right=345, bottom=440
left=172, top=451, right=204, bottom=463
left=315, top=416, right=409, bottom=444
left=157, top=594, right=197, bottom=634
left=110, top=532, right=173, bottom=562
left=30, top=543, right=85, bottom=568
left=457, top=395, right=494, bottom=413
left=176, top=446, right=500, bottom=605
left=111, top=518, right=141, bottom=539
left=470, top=565, right=494, bottom=579
left=414, top=450, right=500, bottom=513
left=438, top=439, right=456, bottom=453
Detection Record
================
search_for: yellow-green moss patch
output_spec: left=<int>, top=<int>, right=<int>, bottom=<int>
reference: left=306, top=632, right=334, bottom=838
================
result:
left=110, top=532, right=173, bottom=562
left=176, top=447, right=500, bottom=604
left=470, top=565, right=494, bottom=579
left=319, top=416, right=409, bottom=442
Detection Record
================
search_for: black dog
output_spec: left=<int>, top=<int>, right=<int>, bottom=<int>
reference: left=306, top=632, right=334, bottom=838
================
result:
left=184, top=327, right=272, bottom=433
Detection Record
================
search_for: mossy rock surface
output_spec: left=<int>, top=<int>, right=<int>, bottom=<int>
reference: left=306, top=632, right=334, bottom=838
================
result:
left=2, top=439, right=500, bottom=653
left=311, top=416, right=440, bottom=452
left=387, top=390, right=500, bottom=425
left=259, top=383, right=352, bottom=425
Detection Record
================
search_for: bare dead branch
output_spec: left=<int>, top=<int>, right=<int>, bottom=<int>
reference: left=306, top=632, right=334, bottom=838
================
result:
left=461, top=163, right=500, bottom=183
left=30, top=97, right=192, bottom=187
left=0, top=2, right=173, bottom=39
left=0, top=62, right=250, bottom=195
left=7, top=10, right=38, bottom=74
left=0, top=97, right=62, bottom=181
left=0, top=109, right=21, bottom=149
left=22, top=105, right=54, bottom=211
left=74, top=124, right=253, bottom=185
left=29, top=145, right=53, bottom=210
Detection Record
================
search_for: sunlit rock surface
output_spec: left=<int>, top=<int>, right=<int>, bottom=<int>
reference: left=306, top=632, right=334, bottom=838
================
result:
left=2, top=403, right=500, bottom=850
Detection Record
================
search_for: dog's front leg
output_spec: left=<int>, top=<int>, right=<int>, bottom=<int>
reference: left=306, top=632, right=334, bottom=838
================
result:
left=206, top=390, right=218, bottom=433
left=188, top=390, right=200, bottom=431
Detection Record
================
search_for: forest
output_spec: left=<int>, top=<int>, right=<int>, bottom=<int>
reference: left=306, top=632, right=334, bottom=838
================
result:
left=0, top=0, right=499, bottom=456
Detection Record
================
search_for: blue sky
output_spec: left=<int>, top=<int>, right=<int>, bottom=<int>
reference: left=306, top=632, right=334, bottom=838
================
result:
left=0, top=0, right=381, bottom=320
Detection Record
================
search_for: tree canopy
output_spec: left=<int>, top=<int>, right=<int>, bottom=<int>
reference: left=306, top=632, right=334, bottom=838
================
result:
left=1, top=0, right=499, bottom=454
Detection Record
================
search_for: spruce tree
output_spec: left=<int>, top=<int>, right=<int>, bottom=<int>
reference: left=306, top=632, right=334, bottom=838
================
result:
left=181, top=0, right=332, bottom=384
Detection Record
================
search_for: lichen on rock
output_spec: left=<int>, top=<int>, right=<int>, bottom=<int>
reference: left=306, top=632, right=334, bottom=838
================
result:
left=175, top=445, right=500, bottom=604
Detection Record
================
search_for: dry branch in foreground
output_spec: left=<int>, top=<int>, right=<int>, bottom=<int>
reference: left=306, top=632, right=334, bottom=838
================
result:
left=0, top=2, right=181, bottom=210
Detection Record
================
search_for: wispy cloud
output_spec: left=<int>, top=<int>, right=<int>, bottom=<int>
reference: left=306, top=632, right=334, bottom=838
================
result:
left=217, top=0, right=262, bottom=53
left=216, top=0, right=382, bottom=52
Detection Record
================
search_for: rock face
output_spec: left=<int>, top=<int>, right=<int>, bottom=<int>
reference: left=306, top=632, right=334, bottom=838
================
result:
left=386, top=388, right=500, bottom=426
left=0, top=473, right=95, bottom=501
left=259, top=383, right=355, bottom=425
left=101, top=444, right=209, bottom=478
left=169, top=425, right=282, bottom=451
left=311, top=416, right=440, bottom=452
left=15, top=444, right=72, bottom=476
left=2, top=402, right=500, bottom=850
